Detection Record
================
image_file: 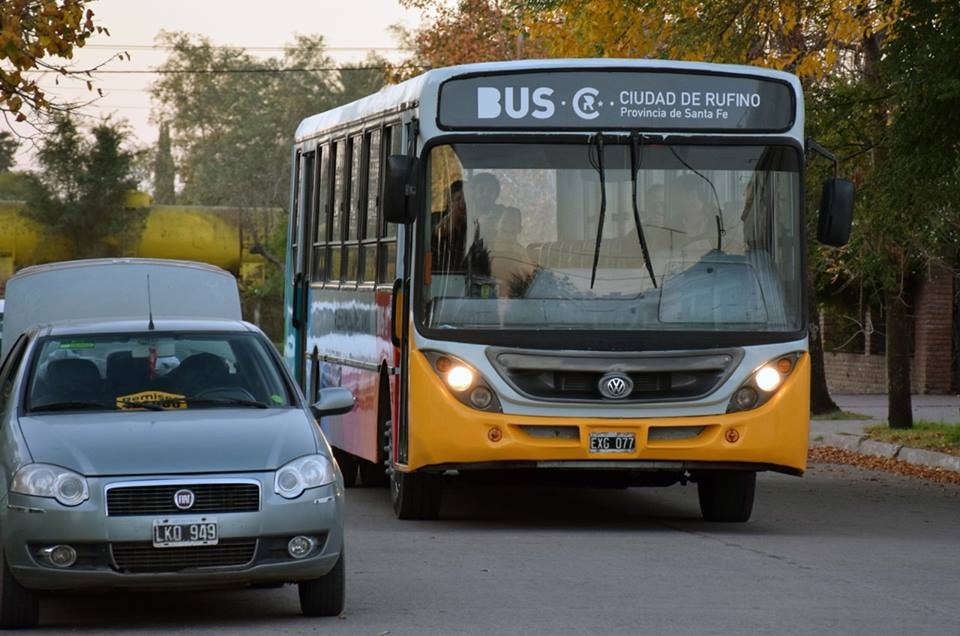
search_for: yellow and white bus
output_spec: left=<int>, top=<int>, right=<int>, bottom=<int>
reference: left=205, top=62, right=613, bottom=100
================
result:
left=283, top=59, right=853, bottom=521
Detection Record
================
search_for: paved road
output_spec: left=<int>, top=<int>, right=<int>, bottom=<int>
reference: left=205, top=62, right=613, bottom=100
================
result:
left=38, top=467, right=960, bottom=635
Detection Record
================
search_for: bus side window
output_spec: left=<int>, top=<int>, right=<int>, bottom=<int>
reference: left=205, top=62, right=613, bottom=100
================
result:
left=362, top=128, right=382, bottom=284
left=378, top=123, right=402, bottom=283
left=312, top=145, right=330, bottom=282
left=327, top=139, right=346, bottom=284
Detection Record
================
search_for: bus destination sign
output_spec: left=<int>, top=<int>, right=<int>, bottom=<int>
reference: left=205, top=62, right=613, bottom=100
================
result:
left=437, top=71, right=795, bottom=131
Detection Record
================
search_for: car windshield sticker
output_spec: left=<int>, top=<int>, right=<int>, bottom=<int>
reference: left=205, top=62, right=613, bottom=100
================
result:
left=271, top=394, right=284, bottom=405
left=59, top=341, right=96, bottom=350
left=116, top=391, right=188, bottom=410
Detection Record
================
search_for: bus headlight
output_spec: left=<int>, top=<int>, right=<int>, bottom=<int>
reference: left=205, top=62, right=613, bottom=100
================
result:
left=424, top=351, right=502, bottom=413
left=727, top=353, right=801, bottom=414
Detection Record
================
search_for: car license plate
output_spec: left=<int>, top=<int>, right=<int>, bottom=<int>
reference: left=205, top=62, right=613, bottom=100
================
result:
left=589, top=432, right=636, bottom=453
left=152, top=517, right=218, bottom=548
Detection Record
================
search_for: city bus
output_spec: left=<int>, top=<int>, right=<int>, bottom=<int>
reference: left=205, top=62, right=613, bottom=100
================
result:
left=283, top=59, right=853, bottom=522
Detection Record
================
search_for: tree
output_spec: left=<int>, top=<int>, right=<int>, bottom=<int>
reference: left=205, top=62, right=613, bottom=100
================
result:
left=24, top=114, right=143, bottom=258
left=153, top=121, right=175, bottom=204
left=392, top=0, right=544, bottom=78
left=0, top=0, right=118, bottom=126
left=0, top=132, right=17, bottom=172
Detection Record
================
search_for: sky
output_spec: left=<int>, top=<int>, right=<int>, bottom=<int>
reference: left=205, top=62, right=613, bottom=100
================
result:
left=12, top=0, right=422, bottom=169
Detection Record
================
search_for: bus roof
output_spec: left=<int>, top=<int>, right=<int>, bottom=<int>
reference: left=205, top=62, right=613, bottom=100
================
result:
left=294, top=58, right=803, bottom=143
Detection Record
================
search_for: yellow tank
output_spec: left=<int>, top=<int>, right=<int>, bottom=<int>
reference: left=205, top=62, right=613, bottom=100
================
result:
left=0, top=199, right=276, bottom=288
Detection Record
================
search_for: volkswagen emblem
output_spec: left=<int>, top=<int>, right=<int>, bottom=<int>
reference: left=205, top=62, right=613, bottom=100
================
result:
left=598, top=373, right=633, bottom=400
left=174, top=489, right=195, bottom=510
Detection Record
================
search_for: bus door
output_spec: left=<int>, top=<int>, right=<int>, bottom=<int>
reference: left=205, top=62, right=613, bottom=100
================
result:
left=291, top=151, right=316, bottom=385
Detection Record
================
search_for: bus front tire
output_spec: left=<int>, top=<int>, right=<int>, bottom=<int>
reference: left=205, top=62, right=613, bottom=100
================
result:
left=298, top=551, right=345, bottom=617
left=390, top=470, right=442, bottom=520
left=696, top=470, right=756, bottom=523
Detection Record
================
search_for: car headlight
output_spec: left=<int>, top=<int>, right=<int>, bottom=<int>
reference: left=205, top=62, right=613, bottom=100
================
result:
left=274, top=455, right=336, bottom=499
left=11, top=464, right=90, bottom=507
left=727, top=352, right=802, bottom=413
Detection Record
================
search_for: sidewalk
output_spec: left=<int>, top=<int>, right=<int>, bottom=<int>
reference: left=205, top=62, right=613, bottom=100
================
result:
left=809, top=394, right=960, bottom=473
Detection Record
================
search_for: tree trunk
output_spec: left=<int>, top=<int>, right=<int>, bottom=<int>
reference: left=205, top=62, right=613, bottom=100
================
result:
left=808, top=279, right=839, bottom=414
left=885, top=286, right=914, bottom=429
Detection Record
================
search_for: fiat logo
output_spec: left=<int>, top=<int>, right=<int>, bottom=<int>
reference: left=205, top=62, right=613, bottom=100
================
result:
left=174, top=489, right=195, bottom=510
left=598, top=373, right=633, bottom=399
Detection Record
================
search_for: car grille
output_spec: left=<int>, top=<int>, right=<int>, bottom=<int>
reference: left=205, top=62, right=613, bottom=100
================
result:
left=111, top=539, right=258, bottom=573
left=106, top=483, right=260, bottom=516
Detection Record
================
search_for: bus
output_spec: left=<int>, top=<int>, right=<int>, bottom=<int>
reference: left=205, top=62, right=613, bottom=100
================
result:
left=283, top=59, right=853, bottom=522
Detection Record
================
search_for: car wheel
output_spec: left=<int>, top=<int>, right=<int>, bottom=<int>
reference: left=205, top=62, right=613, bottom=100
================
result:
left=332, top=448, right=358, bottom=488
left=697, top=470, right=756, bottom=522
left=298, top=551, right=345, bottom=617
left=0, top=551, right=39, bottom=629
left=390, top=469, right=442, bottom=520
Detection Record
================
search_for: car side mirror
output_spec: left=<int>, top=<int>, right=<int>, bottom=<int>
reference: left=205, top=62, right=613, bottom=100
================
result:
left=817, top=177, right=854, bottom=247
left=310, top=387, right=356, bottom=418
left=383, top=154, right=419, bottom=225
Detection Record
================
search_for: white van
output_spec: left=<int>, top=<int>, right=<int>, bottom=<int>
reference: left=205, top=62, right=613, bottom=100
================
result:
left=1, top=259, right=242, bottom=360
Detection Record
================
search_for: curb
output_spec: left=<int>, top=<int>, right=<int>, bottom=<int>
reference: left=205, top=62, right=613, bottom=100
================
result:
left=809, top=433, right=960, bottom=472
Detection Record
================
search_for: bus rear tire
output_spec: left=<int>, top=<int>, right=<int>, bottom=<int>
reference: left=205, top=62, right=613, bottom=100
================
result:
left=696, top=470, right=756, bottom=522
left=359, top=459, right=389, bottom=487
left=390, top=470, right=442, bottom=520
left=332, top=448, right=358, bottom=488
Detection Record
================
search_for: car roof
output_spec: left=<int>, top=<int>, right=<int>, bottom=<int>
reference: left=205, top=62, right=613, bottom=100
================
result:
left=33, top=318, right=258, bottom=338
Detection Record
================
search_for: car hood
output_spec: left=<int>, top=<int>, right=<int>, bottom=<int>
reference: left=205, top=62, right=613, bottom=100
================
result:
left=17, top=409, right=318, bottom=476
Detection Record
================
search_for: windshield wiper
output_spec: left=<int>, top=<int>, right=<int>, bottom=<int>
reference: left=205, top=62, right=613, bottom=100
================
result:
left=185, top=397, right=270, bottom=409
left=588, top=132, right=607, bottom=289
left=116, top=399, right=166, bottom=411
left=30, top=400, right=113, bottom=413
left=630, top=132, right=658, bottom=288
left=668, top=145, right=725, bottom=251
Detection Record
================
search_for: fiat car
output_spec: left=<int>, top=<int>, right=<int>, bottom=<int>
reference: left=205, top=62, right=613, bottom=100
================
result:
left=0, top=318, right=353, bottom=628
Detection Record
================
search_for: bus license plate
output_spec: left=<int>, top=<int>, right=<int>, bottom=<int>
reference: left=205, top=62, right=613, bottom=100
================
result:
left=589, top=432, right=636, bottom=453
left=152, top=517, right=218, bottom=548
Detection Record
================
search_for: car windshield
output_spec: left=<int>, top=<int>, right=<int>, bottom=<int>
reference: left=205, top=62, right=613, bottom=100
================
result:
left=25, top=332, right=293, bottom=413
left=420, top=142, right=802, bottom=333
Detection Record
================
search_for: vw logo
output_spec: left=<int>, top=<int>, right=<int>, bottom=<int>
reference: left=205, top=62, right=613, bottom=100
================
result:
left=174, top=489, right=195, bottom=510
left=598, top=373, right=633, bottom=399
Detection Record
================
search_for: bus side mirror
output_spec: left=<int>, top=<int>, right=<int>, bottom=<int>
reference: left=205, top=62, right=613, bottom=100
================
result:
left=817, top=178, right=854, bottom=247
left=310, top=387, right=356, bottom=419
left=383, top=155, right=419, bottom=225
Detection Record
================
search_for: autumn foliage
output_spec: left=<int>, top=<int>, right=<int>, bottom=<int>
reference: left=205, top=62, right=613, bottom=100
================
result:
left=0, top=0, right=110, bottom=123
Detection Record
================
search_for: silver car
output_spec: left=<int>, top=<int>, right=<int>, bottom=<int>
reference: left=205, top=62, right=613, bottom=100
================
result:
left=0, top=318, right=354, bottom=628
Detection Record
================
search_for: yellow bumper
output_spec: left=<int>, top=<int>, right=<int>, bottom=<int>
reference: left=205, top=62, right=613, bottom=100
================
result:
left=405, top=350, right=810, bottom=474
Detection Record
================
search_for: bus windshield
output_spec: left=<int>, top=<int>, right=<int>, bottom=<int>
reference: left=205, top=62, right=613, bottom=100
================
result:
left=419, top=141, right=802, bottom=333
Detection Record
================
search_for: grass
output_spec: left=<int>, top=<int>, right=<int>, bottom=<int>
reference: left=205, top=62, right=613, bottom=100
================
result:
left=811, top=409, right=873, bottom=421
left=865, top=421, right=960, bottom=457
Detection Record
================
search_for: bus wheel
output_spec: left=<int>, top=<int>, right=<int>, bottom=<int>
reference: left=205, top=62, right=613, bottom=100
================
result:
left=332, top=448, right=359, bottom=488
left=390, top=470, right=442, bottom=520
left=696, top=471, right=756, bottom=522
left=359, top=459, right=388, bottom=487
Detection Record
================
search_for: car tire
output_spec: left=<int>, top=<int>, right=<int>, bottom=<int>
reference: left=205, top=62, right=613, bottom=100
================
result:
left=390, top=469, right=442, bottom=520
left=697, top=470, right=756, bottom=522
left=298, top=551, right=345, bottom=617
left=0, top=551, right=39, bottom=629
left=332, top=448, right=358, bottom=488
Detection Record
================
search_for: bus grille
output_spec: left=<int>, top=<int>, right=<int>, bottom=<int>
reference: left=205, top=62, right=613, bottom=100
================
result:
left=487, top=348, right=741, bottom=403
left=111, top=539, right=257, bottom=573
left=107, top=483, right=260, bottom=516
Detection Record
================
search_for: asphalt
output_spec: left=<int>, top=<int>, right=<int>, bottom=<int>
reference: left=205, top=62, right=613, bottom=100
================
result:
left=810, top=394, right=960, bottom=472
